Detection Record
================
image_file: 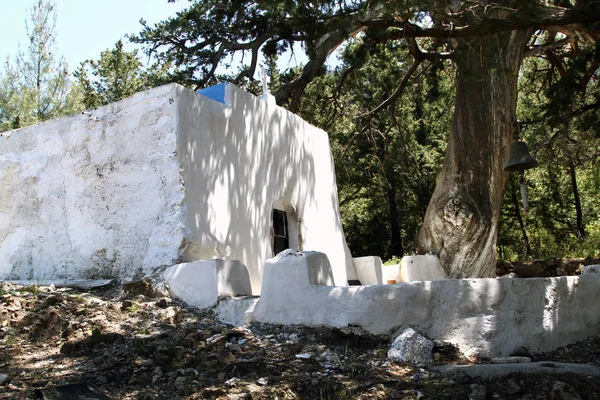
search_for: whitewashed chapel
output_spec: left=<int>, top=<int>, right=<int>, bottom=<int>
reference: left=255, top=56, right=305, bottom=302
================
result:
left=0, top=82, right=369, bottom=293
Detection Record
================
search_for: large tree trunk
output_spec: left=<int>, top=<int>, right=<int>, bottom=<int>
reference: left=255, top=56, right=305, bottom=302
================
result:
left=387, top=185, right=404, bottom=258
left=418, top=29, right=531, bottom=278
left=569, top=162, right=586, bottom=239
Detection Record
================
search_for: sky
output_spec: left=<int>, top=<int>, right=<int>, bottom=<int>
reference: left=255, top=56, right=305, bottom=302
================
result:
left=0, top=0, right=327, bottom=83
left=0, top=0, right=190, bottom=69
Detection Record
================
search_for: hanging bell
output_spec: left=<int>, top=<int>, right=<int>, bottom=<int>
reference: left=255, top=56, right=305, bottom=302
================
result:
left=503, top=141, right=538, bottom=173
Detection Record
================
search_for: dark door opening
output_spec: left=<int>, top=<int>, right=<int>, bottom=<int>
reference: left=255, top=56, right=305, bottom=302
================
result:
left=273, top=209, right=289, bottom=255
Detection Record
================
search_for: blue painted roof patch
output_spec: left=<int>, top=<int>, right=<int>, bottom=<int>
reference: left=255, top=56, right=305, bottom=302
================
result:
left=197, top=83, right=228, bottom=104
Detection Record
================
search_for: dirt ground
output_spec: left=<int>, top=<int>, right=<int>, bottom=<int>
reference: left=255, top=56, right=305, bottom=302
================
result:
left=1, top=279, right=600, bottom=400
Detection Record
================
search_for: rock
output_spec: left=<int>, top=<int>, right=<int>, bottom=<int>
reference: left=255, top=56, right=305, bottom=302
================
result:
left=137, top=392, right=158, bottom=400
left=163, top=307, right=184, bottom=325
left=123, top=279, right=161, bottom=299
left=581, top=265, right=600, bottom=275
left=225, top=377, right=241, bottom=387
left=121, top=300, right=135, bottom=311
left=295, top=353, right=312, bottom=360
left=43, top=294, right=65, bottom=307
left=550, top=381, right=582, bottom=400
left=152, top=367, right=164, bottom=384
left=0, top=374, right=9, bottom=386
left=504, top=378, right=521, bottom=395
left=256, top=377, right=268, bottom=386
left=469, top=384, right=487, bottom=400
left=174, top=376, right=188, bottom=389
left=411, top=370, right=431, bottom=382
left=246, top=383, right=261, bottom=393
left=387, top=328, right=434, bottom=367
left=219, top=352, right=236, bottom=363
left=317, top=350, right=341, bottom=368
left=156, top=298, right=171, bottom=308
left=228, top=394, right=251, bottom=400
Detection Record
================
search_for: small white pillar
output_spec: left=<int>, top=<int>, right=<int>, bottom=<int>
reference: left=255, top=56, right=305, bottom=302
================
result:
left=399, top=255, right=446, bottom=282
left=352, top=256, right=383, bottom=285
left=163, top=259, right=252, bottom=309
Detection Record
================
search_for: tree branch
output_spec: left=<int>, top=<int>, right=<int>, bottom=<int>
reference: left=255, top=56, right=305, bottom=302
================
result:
left=357, top=54, right=422, bottom=118
left=524, top=36, right=575, bottom=57
left=367, top=5, right=600, bottom=40
left=275, top=24, right=364, bottom=111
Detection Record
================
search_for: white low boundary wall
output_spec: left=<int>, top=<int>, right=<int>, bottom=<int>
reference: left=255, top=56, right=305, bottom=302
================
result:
left=252, top=251, right=600, bottom=358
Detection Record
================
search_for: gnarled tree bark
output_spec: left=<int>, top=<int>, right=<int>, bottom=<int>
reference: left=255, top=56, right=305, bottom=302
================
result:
left=418, top=29, right=532, bottom=278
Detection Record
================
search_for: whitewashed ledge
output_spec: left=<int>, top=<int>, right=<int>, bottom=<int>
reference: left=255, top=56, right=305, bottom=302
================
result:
left=249, top=251, right=600, bottom=359
left=3, top=279, right=114, bottom=289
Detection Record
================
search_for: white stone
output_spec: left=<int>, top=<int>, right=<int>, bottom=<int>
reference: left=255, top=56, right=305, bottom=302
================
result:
left=3, top=279, right=113, bottom=289
left=163, top=259, right=252, bottom=309
left=399, top=255, right=446, bottom=282
left=353, top=256, right=383, bottom=285
left=582, top=264, right=600, bottom=274
left=214, top=296, right=259, bottom=326
left=0, top=83, right=354, bottom=292
left=387, top=328, right=434, bottom=367
left=256, top=377, right=268, bottom=386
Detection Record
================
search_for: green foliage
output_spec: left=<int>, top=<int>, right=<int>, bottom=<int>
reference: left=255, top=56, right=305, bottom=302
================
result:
left=296, top=40, right=453, bottom=258
left=0, top=0, right=82, bottom=132
left=383, top=256, right=402, bottom=266
left=3, top=334, right=17, bottom=347
left=498, top=36, right=600, bottom=260
left=74, top=40, right=169, bottom=109
left=19, top=284, right=41, bottom=295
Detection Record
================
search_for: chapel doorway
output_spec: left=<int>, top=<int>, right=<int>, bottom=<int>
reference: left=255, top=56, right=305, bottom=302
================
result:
left=271, top=200, right=300, bottom=256
left=272, top=209, right=289, bottom=255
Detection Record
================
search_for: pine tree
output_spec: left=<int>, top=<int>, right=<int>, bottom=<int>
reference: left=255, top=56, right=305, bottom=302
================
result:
left=0, top=0, right=81, bottom=132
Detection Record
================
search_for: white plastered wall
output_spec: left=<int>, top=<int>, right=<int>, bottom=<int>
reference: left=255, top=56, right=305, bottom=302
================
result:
left=175, top=84, right=354, bottom=293
left=0, top=85, right=185, bottom=279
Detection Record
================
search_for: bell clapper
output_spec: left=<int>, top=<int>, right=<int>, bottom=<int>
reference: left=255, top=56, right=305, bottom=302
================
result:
left=519, top=172, right=529, bottom=213
left=503, top=140, right=538, bottom=213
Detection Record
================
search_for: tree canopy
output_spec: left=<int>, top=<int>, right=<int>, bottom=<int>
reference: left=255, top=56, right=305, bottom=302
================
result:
left=135, top=1, right=599, bottom=107
left=0, top=0, right=81, bottom=131
left=74, top=40, right=171, bottom=109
